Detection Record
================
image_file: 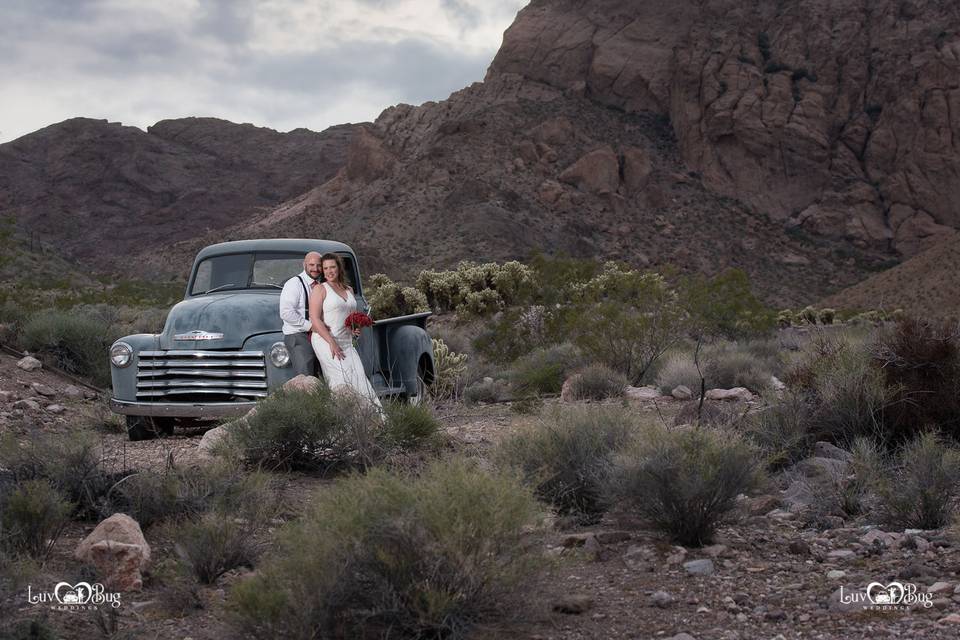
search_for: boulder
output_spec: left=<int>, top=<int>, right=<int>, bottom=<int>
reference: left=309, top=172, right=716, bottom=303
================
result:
left=62, top=385, right=84, bottom=399
left=13, top=399, right=40, bottom=411
left=31, top=383, right=56, bottom=397
left=283, top=374, right=322, bottom=393
left=621, top=146, right=653, bottom=193
left=198, top=424, right=230, bottom=457
left=812, top=441, right=853, bottom=462
left=704, top=387, right=753, bottom=402
left=16, top=356, right=42, bottom=371
left=683, top=558, right=715, bottom=576
left=671, top=385, right=693, bottom=400
left=624, top=385, right=661, bottom=401
left=75, top=514, right=150, bottom=592
left=560, top=374, right=582, bottom=402
left=558, top=146, right=620, bottom=194
left=45, top=404, right=66, bottom=414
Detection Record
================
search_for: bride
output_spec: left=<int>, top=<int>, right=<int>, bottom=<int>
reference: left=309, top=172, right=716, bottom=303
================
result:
left=308, top=253, right=383, bottom=413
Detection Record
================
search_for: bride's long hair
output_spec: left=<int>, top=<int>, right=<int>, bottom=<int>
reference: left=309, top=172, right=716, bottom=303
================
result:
left=320, top=253, right=348, bottom=288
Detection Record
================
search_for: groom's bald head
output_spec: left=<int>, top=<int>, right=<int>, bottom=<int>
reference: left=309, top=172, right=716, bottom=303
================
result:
left=304, top=252, right=322, bottom=279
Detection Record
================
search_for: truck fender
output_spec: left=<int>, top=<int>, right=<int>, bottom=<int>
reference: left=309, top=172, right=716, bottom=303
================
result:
left=384, top=324, right=435, bottom=396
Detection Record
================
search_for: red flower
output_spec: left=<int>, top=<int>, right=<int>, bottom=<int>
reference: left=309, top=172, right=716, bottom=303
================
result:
left=345, top=311, right=374, bottom=331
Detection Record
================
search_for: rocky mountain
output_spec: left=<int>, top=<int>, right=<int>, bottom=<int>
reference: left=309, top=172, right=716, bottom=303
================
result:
left=820, top=231, right=960, bottom=320
left=4, top=0, right=959, bottom=309
left=0, top=117, right=358, bottom=270
left=491, top=0, right=960, bottom=258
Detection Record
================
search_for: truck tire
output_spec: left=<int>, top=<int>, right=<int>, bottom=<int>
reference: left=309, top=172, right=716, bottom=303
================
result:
left=127, top=416, right=167, bottom=442
left=403, top=363, right=428, bottom=406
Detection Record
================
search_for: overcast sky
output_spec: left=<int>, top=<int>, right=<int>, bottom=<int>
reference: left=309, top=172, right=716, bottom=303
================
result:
left=0, top=0, right=528, bottom=143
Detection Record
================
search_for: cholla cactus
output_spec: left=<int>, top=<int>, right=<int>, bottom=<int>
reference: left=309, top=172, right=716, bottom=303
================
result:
left=430, top=338, right=467, bottom=401
left=777, top=309, right=794, bottom=327
left=366, top=274, right=431, bottom=318
left=800, top=306, right=818, bottom=325
left=818, top=308, right=836, bottom=325
left=460, top=289, right=503, bottom=316
left=491, top=261, right=535, bottom=305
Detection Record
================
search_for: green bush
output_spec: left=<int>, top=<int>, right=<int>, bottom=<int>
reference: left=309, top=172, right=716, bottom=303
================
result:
left=415, top=261, right=535, bottom=315
left=382, top=401, right=442, bottom=448
left=0, top=431, right=113, bottom=520
left=366, top=274, right=430, bottom=319
left=566, top=364, right=627, bottom=401
left=655, top=351, right=702, bottom=396
left=611, top=427, right=762, bottom=546
left=873, top=432, right=960, bottom=529
left=0, top=479, right=72, bottom=561
left=429, top=338, right=467, bottom=401
left=678, top=269, right=776, bottom=339
left=463, top=379, right=510, bottom=405
left=495, top=405, right=636, bottom=522
left=20, top=312, right=119, bottom=386
left=227, top=386, right=386, bottom=473
left=473, top=306, right=552, bottom=364
left=174, top=511, right=268, bottom=584
left=702, top=341, right=775, bottom=393
left=509, top=343, right=581, bottom=395
left=744, top=392, right=816, bottom=469
left=231, top=459, right=543, bottom=639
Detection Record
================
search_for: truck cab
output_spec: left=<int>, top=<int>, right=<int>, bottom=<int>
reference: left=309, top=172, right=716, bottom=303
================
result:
left=109, top=239, right=434, bottom=440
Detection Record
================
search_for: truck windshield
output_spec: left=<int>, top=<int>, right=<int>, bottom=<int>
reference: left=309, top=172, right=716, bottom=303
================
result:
left=190, top=252, right=357, bottom=296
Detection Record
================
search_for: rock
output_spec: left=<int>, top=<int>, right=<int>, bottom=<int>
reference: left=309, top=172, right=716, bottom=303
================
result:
left=812, top=441, right=853, bottom=462
left=595, top=531, right=631, bottom=544
left=560, top=374, right=581, bottom=402
left=794, top=456, right=849, bottom=479
left=704, top=387, right=752, bottom=402
left=45, top=404, right=66, bottom=414
left=767, top=509, right=796, bottom=521
left=13, top=399, right=39, bottom=411
left=553, top=594, right=594, bottom=614
left=827, top=570, right=846, bottom=580
left=939, top=613, right=960, bottom=624
left=482, top=376, right=494, bottom=385
left=0, top=390, right=13, bottom=403
left=860, top=529, right=899, bottom=548
left=702, top=544, right=729, bottom=558
left=17, top=356, right=42, bottom=371
left=665, top=634, right=697, bottom=640
left=198, top=424, right=230, bottom=457
left=621, top=146, right=653, bottom=193
left=558, top=146, right=620, bottom=194
left=828, top=586, right=865, bottom=613
left=74, top=514, right=151, bottom=592
left=650, top=590, right=676, bottom=609
left=63, top=385, right=84, bottom=399
left=624, top=385, right=661, bottom=401
left=745, top=495, right=781, bottom=516
left=31, top=382, right=56, bottom=397
left=671, top=385, right=693, bottom=400
left=827, top=549, right=856, bottom=561
left=683, top=559, right=715, bottom=576
left=929, top=582, right=953, bottom=595
left=764, top=610, right=788, bottom=622
left=282, top=374, right=322, bottom=393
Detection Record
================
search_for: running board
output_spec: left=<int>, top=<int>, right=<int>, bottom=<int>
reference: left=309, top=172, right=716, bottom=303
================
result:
left=375, top=385, right=406, bottom=397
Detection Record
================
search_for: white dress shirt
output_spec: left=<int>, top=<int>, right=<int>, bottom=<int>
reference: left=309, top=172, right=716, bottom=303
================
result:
left=279, top=270, right=316, bottom=335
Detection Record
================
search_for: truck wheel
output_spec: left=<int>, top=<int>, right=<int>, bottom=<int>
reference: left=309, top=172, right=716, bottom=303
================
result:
left=404, top=364, right=428, bottom=406
left=126, top=416, right=159, bottom=441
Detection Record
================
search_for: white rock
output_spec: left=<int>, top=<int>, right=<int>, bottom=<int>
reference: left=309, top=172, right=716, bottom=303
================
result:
left=624, top=385, right=661, bottom=401
left=671, top=385, right=693, bottom=400
left=16, top=356, right=42, bottom=371
left=13, top=399, right=39, bottom=411
left=282, top=374, right=322, bottom=393
left=827, top=570, right=846, bottom=580
left=198, top=424, right=231, bottom=457
left=929, top=582, right=953, bottom=595
left=45, top=404, right=66, bottom=414
left=683, top=559, right=715, bottom=576
left=705, top=387, right=753, bottom=402
left=31, top=382, right=56, bottom=397
left=75, top=514, right=151, bottom=592
left=63, top=385, right=84, bottom=398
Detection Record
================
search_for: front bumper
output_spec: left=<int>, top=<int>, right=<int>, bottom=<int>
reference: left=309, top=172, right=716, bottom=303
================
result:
left=110, top=398, right=256, bottom=418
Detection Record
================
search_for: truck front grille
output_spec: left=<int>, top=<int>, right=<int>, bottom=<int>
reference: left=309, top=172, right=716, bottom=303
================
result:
left=136, top=350, right=267, bottom=401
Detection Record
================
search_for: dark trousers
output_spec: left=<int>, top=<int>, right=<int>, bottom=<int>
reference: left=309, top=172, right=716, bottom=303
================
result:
left=284, top=332, right=317, bottom=377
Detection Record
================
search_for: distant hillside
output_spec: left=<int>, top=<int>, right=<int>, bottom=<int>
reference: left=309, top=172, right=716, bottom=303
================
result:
left=820, top=233, right=960, bottom=320
left=0, top=117, right=358, bottom=272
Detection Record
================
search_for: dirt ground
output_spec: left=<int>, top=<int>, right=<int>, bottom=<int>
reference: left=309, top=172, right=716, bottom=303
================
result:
left=1, top=350, right=959, bottom=639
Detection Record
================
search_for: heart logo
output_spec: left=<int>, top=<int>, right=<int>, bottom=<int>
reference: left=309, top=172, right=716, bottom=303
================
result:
left=867, top=581, right=905, bottom=605
left=54, top=582, right=93, bottom=605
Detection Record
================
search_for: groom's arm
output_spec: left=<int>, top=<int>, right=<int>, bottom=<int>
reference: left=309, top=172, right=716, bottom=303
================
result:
left=279, top=279, right=311, bottom=331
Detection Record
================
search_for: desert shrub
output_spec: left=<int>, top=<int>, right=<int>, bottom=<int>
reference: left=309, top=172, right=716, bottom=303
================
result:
left=510, top=395, right=544, bottom=415
left=429, top=338, right=467, bottom=401
left=509, top=343, right=581, bottom=396
left=0, top=479, right=72, bottom=561
left=366, top=273, right=430, bottom=319
left=109, top=464, right=276, bottom=528
left=872, top=317, right=960, bottom=441
left=459, top=289, right=503, bottom=317
left=678, top=269, right=776, bottom=339
left=495, top=405, right=636, bottom=522
left=227, top=386, right=385, bottom=473
left=744, top=392, right=816, bottom=469
left=571, top=265, right=683, bottom=383
left=0, top=431, right=113, bottom=520
left=463, top=378, right=510, bottom=404
left=566, top=364, right=628, bottom=401
left=702, top=341, right=776, bottom=393
left=231, top=459, right=543, bottom=639
left=873, top=432, right=960, bottom=529
left=382, top=401, right=442, bottom=448
left=818, top=308, right=836, bottom=325
left=174, top=511, right=269, bottom=584
left=416, top=269, right=464, bottom=312
left=0, top=300, right=28, bottom=344
left=415, top=261, right=535, bottom=315
left=19, top=312, right=118, bottom=386
left=611, top=427, right=763, bottom=546
left=655, top=350, right=702, bottom=395
left=473, top=306, right=553, bottom=364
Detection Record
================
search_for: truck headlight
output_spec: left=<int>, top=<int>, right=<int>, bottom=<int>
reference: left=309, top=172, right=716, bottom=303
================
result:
left=110, top=342, right=133, bottom=368
left=269, top=342, right=290, bottom=367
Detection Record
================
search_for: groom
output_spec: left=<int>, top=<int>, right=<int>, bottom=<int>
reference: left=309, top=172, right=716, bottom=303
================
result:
left=279, top=251, right=323, bottom=376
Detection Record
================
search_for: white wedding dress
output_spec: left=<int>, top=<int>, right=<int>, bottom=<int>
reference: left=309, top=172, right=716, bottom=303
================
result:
left=310, top=282, right=383, bottom=412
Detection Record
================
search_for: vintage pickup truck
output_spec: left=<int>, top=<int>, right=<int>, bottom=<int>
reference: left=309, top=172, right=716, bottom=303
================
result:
left=109, top=239, right=435, bottom=440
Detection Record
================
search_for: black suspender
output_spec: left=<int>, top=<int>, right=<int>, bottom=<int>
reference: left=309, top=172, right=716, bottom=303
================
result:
left=297, top=276, right=311, bottom=320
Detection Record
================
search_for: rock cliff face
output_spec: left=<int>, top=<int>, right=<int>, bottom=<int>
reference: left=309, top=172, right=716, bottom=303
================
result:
left=0, top=117, right=356, bottom=269
left=489, top=0, right=960, bottom=257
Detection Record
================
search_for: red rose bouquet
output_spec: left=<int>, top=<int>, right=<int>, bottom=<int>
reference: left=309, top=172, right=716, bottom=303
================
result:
left=345, top=311, right=374, bottom=347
